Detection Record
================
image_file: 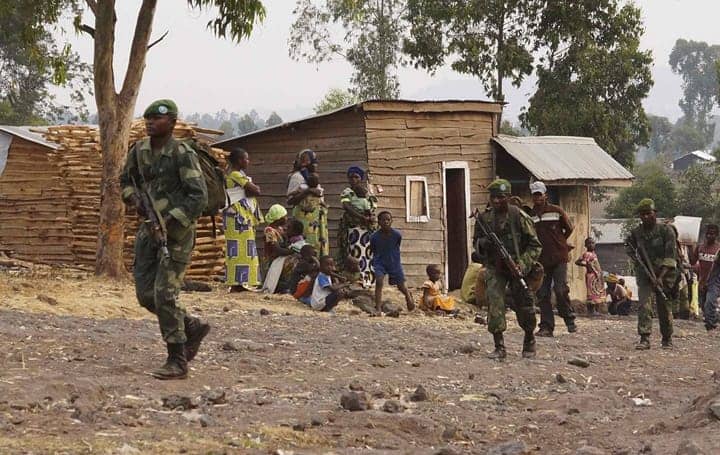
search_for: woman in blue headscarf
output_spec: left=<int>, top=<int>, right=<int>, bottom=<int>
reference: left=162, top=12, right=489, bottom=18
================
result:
left=338, top=165, right=377, bottom=288
left=286, top=149, right=329, bottom=256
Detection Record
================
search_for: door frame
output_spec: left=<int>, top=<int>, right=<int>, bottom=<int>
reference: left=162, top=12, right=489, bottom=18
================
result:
left=442, top=161, right=472, bottom=292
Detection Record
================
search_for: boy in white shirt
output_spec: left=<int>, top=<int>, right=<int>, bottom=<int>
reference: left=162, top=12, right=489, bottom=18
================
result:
left=311, top=256, right=350, bottom=312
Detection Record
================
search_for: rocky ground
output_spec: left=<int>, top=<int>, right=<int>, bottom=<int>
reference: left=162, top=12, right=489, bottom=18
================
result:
left=1, top=265, right=719, bottom=455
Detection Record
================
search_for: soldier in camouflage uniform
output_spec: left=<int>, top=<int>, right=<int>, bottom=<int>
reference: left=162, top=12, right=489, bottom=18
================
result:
left=625, top=198, right=678, bottom=350
left=120, top=99, right=210, bottom=379
left=474, top=179, right=543, bottom=360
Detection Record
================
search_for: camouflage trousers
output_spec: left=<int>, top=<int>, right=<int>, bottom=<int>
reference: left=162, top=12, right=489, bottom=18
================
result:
left=134, top=223, right=194, bottom=344
left=637, top=271, right=676, bottom=339
left=486, top=267, right=537, bottom=334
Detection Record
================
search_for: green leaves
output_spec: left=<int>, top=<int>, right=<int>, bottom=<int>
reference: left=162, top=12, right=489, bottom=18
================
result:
left=669, top=39, right=720, bottom=147
left=521, top=3, right=652, bottom=168
left=405, top=0, right=542, bottom=102
left=314, top=88, right=358, bottom=114
left=289, top=0, right=405, bottom=100
left=187, top=0, right=266, bottom=43
left=0, top=0, right=90, bottom=124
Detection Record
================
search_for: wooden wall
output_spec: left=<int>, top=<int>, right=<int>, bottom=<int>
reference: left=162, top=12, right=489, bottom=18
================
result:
left=364, top=110, right=496, bottom=286
left=559, top=185, right=591, bottom=302
left=0, top=137, right=74, bottom=263
left=219, top=109, right=369, bottom=256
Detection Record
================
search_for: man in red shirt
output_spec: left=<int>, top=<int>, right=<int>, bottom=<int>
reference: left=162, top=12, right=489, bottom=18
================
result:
left=530, top=181, right=577, bottom=336
left=692, top=224, right=720, bottom=320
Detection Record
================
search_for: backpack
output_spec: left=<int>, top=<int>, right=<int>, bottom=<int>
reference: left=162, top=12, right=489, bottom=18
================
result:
left=178, top=138, right=227, bottom=217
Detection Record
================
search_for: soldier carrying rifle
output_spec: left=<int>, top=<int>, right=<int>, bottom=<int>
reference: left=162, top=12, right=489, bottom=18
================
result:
left=473, top=179, right=542, bottom=360
left=625, top=198, right=679, bottom=350
left=120, top=99, right=211, bottom=380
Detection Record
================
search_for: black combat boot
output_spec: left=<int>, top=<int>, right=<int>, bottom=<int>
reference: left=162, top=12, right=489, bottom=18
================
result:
left=635, top=334, right=650, bottom=350
left=565, top=319, right=578, bottom=333
left=661, top=336, right=673, bottom=349
left=522, top=331, right=536, bottom=359
left=184, top=316, right=211, bottom=362
left=487, top=333, right=506, bottom=360
left=151, top=343, right=188, bottom=380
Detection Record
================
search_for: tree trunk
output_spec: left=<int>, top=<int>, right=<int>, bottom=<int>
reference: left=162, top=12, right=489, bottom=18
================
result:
left=95, top=105, right=132, bottom=277
left=92, top=0, right=157, bottom=277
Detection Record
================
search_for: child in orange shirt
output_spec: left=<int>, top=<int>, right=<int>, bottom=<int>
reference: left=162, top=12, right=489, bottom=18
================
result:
left=420, top=264, right=457, bottom=314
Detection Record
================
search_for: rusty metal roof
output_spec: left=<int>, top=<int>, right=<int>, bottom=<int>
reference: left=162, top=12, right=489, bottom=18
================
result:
left=493, top=135, right=634, bottom=186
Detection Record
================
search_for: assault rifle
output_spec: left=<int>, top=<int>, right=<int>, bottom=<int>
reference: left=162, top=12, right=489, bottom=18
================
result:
left=626, top=237, right=667, bottom=300
left=471, top=208, right=529, bottom=290
left=130, top=175, right=170, bottom=259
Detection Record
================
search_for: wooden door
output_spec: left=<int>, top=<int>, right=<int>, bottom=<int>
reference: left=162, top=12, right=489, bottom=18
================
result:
left=445, top=168, right=468, bottom=290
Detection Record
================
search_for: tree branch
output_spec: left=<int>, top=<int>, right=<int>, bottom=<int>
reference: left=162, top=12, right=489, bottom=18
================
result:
left=119, top=0, right=158, bottom=103
left=78, top=24, right=95, bottom=38
left=93, top=0, right=118, bottom=110
left=85, top=0, right=98, bottom=16
left=147, top=30, right=169, bottom=50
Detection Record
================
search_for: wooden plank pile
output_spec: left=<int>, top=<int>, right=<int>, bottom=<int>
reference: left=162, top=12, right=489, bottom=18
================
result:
left=0, top=136, right=75, bottom=264
left=38, top=120, right=227, bottom=281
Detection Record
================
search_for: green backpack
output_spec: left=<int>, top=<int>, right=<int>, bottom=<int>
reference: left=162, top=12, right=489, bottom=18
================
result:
left=178, top=138, right=227, bottom=217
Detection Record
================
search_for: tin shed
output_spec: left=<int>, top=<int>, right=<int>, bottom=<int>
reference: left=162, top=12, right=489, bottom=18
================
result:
left=492, top=135, right=634, bottom=301
left=214, top=100, right=503, bottom=288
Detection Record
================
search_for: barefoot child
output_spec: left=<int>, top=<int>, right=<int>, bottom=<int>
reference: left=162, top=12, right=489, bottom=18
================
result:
left=370, top=211, right=415, bottom=313
left=311, top=256, right=350, bottom=312
left=290, top=245, right=319, bottom=304
left=575, top=237, right=605, bottom=316
left=420, top=264, right=457, bottom=313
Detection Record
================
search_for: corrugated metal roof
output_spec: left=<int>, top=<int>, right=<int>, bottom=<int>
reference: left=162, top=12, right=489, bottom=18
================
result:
left=493, top=135, right=634, bottom=185
left=0, top=125, right=59, bottom=150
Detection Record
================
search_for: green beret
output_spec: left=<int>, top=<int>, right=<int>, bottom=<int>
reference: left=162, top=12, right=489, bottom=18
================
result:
left=635, top=198, right=656, bottom=213
left=488, top=178, right=511, bottom=195
left=143, top=99, right=178, bottom=118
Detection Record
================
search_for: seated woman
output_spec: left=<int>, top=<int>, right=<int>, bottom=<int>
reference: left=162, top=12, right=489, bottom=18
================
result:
left=338, top=166, right=377, bottom=288
left=261, top=204, right=294, bottom=294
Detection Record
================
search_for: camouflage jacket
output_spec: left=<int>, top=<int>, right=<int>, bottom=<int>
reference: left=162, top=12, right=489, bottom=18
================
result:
left=120, top=137, right=208, bottom=241
left=473, top=205, right=542, bottom=274
left=625, top=223, right=678, bottom=279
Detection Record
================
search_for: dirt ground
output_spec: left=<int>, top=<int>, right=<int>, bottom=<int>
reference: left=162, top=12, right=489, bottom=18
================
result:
left=1, top=266, right=719, bottom=455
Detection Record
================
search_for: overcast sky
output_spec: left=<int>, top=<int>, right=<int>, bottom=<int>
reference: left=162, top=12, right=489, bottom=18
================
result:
left=64, top=0, right=720, bottom=123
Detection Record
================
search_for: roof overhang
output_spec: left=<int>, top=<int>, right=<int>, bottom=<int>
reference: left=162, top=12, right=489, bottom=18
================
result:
left=0, top=125, right=59, bottom=150
left=493, top=135, right=634, bottom=187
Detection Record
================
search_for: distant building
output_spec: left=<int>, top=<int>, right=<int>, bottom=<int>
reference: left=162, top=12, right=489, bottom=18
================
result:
left=672, top=150, right=716, bottom=172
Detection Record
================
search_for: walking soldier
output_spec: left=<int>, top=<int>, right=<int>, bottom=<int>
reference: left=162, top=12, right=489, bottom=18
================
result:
left=473, top=179, right=542, bottom=359
left=120, top=99, right=211, bottom=379
left=625, top=198, right=679, bottom=350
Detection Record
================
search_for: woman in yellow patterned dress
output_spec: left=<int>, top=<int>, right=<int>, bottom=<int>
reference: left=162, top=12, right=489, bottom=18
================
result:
left=224, top=148, right=263, bottom=292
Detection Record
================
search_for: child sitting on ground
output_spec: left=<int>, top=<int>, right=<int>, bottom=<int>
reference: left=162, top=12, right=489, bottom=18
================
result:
left=291, top=245, right=320, bottom=304
left=419, top=264, right=457, bottom=314
left=370, top=211, right=415, bottom=313
left=311, top=256, right=350, bottom=312
left=298, top=172, right=327, bottom=214
left=606, top=274, right=631, bottom=316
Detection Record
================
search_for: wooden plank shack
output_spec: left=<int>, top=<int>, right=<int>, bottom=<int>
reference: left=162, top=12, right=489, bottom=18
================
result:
left=215, top=100, right=502, bottom=289
left=0, top=129, right=74, bottom=264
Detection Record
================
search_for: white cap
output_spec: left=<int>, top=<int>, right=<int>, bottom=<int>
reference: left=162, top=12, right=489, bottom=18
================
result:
left=530, top=181, right=547, bottom=195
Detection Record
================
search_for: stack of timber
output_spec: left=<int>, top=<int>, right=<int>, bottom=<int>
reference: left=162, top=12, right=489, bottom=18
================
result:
left=36, top=121, right=226, bottom=281
left=0, top=135, right=74, bottom=264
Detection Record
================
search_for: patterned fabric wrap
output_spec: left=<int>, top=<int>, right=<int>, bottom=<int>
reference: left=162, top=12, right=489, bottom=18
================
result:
left=346, top=226, right=375, bottom=288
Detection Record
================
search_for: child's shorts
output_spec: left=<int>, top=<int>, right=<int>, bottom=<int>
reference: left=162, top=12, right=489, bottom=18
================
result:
left=373, top=262, right=405, bottom=285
